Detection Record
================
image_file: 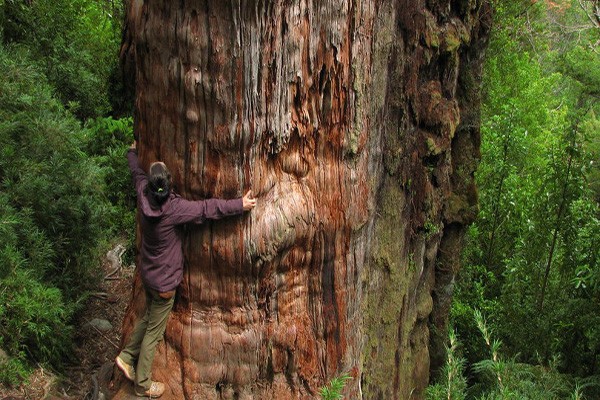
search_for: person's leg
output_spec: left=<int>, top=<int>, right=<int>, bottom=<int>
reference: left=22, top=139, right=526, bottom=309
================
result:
left=134, top=289, right=174, bottom=393
left=118, top=288, right=153, bottom=365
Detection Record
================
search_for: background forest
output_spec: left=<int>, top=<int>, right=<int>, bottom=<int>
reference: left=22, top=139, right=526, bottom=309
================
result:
left=0, top=0, right=598, bottom=399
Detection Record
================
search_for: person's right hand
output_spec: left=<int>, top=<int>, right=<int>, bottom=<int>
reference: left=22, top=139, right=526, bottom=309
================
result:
left=242, top=190, right=257, bottom=211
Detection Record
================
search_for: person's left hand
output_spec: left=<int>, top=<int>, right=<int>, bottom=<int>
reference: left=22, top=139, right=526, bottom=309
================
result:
left=243, top=190, right=257, bottom=211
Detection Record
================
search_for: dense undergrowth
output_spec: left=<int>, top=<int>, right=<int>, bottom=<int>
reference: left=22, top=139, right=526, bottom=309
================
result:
left=429, top=1, right=600, bottom=399
left=0, top=0, right=134, bottom=386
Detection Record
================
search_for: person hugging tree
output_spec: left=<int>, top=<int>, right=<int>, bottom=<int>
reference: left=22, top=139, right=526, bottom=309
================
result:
left=115, top=140, right=256, bottom=398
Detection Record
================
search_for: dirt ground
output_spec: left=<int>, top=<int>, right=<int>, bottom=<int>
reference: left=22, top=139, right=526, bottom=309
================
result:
left=0, top=246, right=134, bottom=400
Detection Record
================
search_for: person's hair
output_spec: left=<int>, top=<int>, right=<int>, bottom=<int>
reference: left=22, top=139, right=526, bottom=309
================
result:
left=146, top=161, right=171, bottom=205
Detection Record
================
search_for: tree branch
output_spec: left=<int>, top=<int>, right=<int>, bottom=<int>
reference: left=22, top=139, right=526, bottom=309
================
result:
left=578, top=0, right=600, bottom=30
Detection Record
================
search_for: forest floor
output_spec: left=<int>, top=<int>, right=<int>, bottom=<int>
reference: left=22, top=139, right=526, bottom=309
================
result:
left=0, top=244, right=133, bottom=400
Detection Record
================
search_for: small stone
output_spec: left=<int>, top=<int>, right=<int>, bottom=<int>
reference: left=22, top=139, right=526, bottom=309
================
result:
left=86, top=318, right=113, bottom=332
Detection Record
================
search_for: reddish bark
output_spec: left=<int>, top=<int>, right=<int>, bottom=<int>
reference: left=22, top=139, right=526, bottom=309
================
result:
left=112, top=1, right=491, bottom=399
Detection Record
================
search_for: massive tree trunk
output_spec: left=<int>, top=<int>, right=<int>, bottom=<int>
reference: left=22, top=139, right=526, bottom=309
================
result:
left=112, top=0, right=491, bottom=399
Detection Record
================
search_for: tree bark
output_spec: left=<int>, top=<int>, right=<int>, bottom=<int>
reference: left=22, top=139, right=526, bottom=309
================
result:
left=113, top=1, right=491, bottom=399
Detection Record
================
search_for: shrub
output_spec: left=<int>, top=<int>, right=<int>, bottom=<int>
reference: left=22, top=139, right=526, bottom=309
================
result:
left=0, top=0, right=132, bottom=387
left=0, top=269, right=74, bottom=368
left=0, top=354, right=31, bottom=387
left=0, top=44, right=112, bottom=381
left=428, top=311, right=591, bottom=399
left=426, top=330, right=467, bottom=400
left=0, top=46, right=109, bottom=297
left=1, top=0, right=125, bottom=119
left=83, top=116, right=136, bottom=263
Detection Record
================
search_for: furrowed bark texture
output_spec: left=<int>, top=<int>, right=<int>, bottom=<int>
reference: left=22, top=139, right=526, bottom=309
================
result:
left=113, top=1, right=491, bottom=399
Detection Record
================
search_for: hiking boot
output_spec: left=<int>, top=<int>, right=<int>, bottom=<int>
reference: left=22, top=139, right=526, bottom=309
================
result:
left=115, top=356, right=135, bottom=382
left=135, top=381, right=165, bottom=398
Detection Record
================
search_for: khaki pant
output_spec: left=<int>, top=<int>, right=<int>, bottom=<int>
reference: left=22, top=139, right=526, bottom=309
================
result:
left=118, top=287, right=175, bottom=392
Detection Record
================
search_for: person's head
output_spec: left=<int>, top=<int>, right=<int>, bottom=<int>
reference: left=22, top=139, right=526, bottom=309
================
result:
left=147, top=161, right=171, bottom=205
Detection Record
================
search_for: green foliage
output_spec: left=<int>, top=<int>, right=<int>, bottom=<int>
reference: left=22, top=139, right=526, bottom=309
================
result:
left=1, top=0, right=126, bottom=119
left=472, top=310, right=590, bottom=400
left=319, top=374, right=352, bottom=400
left=0, top=353, right=31, bottom=387
left=83, top=117, right=135, bottom=207
left=0, top=44, right=120, bottom=383
left=426, top=330, right=468, bottom=400
left=0, top=0, right=132, bottom=388
left=82, top=116, right=136, bottom=263
left=453, top=0, right=600, bottom=398
left=0, top=269, right=74, bottom=368
left=581, top=115, right=600, bottom=201
left=0, top=47, right=109, bottom=296
left=429, top=312, right=592, bottom=399
left=452, top=241, right=501, bottom=366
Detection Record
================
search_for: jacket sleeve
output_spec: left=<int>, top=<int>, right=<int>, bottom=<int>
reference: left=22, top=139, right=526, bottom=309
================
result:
left=127, top=149, right=147, bottom=195
left=169, top=197, right=244, bottom=225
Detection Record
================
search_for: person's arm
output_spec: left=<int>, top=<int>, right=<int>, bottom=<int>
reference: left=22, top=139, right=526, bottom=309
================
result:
left=170, top=191, right=256, bottom=225
left=126, top=141, right=147, bottom=194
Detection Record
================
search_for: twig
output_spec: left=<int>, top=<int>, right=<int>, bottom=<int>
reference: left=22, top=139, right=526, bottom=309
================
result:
left=91, top=292, right=109, bottom=300
left=104, top=266, right=121, bottom=280
left=104, top=276, right=124, bottom=281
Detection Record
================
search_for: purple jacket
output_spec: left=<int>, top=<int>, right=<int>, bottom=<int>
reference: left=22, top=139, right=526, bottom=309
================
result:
left=127, top=149, right=244, bottom=292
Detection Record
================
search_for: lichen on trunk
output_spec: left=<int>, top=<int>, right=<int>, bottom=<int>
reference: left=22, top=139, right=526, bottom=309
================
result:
left=112, top=0, right=491, bottom=399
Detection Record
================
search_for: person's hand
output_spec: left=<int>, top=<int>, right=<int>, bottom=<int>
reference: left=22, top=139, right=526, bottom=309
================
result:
left=130, top=140, right=137, bottom=150
left=242, top=190, right=257, bottom=211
